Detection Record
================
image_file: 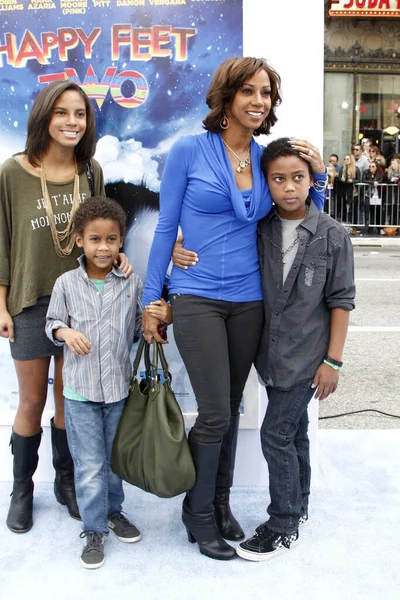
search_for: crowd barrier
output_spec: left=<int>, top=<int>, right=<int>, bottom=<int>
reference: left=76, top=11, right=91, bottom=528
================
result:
left=324, top=183, right=400, bottom=231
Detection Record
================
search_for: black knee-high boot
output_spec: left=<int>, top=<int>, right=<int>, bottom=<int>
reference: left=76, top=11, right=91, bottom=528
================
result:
left=214, top=414, right=244, bottom=540
left=182, top=437, right=236, bottom=560
left=50, top=418, right=80, bottom=520
left=6, top=430, right=42, bottom=533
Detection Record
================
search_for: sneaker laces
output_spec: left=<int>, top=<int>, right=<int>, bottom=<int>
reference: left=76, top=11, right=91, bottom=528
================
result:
left=257, top=526, right=297, bottom=549
left=80, top=531, right=103, bottom=552
left=256, top=526, right=277, bottom=542
left=109, top=512, right=128, bottom=526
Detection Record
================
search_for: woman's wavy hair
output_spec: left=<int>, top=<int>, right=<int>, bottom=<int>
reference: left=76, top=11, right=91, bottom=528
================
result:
left=343, top=154, right=357, bottom=181
left=25, top=81, right=97, bottom=169
left=202, top=57, right=282, bottom=137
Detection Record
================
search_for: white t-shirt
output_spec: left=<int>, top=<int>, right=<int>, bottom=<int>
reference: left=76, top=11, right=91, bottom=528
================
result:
left=281, top=217, right=305, bottom=283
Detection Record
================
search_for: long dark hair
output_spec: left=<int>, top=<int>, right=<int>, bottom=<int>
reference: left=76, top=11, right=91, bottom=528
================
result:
left=202, top=57, right=282, bottom=136
left=25, top=81, right=97, bottom=168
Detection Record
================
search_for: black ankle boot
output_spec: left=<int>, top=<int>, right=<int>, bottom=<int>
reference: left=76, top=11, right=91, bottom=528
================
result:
left=50, top=418, right=80, bottom=520
left=6, top=430, right=42, bottom=533
left=182, top=437, right=236, bottom=561
left=214, top=415, right=245, bottom=541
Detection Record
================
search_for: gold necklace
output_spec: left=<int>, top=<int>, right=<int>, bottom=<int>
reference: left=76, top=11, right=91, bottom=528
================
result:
left=40, top=160, right=80, bottom=258
left=222, top=139, right=251, bottom=173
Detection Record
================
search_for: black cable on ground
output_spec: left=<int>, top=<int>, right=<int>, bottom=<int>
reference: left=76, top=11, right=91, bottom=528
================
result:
left=319, top=408, right=400, bottom=420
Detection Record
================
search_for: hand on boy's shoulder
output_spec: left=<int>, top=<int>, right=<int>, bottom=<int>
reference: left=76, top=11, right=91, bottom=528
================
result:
left=311, top=363, right=339, bottom=401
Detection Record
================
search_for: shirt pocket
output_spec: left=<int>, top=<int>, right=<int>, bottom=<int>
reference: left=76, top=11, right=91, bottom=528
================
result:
left=299, top=255, right=327, bottom=288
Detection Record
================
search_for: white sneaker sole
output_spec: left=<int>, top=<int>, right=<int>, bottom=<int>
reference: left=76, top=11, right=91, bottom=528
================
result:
left=236, top=538, right=299, bottom=562
left=80, top=557, right=105, bottom=569
left=109, top=530, right=142, bottom=543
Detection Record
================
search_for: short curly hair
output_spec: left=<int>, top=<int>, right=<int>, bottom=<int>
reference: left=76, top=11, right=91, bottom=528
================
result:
left=261, top=138, right=313, bottom=178
left=203, top=57, right=282, bottom=136
left=73, top=196, right=127, bottom=237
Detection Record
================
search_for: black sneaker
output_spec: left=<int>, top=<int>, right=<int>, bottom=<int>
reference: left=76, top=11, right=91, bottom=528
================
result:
left=236, top=527, right=299, bottom=562
left=254, top=513, right=308, bottom=536
left=80, top=532, right=105, bottom=569
left=108, top=512, right=142, bottom=543
left=299, top=513, right=309, bottom=526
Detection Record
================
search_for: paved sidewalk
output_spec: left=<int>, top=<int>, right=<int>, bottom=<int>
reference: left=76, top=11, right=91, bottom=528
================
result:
left=350, top=236, right=400, bottom=247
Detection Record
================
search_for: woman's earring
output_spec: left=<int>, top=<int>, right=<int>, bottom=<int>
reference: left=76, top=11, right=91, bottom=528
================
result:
left=220, top=114, right=230, bottom=130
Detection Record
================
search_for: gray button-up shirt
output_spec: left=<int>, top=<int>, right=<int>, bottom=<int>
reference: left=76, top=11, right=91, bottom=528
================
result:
left=255, top=201, right=355, bottom=390
left=46, top=255, right=143, bottom=403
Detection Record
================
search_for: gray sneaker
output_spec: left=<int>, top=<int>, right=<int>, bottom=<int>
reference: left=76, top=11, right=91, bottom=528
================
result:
left=108, top=512, right=142, bottom=543
left=80, top=532, right=105, bottom=569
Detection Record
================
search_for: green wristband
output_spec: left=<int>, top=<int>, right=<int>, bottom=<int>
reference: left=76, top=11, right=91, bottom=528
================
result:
left=323, top=359, right=342, bottom=371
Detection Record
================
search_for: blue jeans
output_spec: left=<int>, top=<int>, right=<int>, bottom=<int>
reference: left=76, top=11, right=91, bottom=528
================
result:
left=260, top=381, right=315, bottom=535
left=64, top=398, right=126, bottom=534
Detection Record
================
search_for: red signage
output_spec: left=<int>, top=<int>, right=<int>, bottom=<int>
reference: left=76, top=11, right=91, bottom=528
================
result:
left=329, top=0, right=400, bottom=16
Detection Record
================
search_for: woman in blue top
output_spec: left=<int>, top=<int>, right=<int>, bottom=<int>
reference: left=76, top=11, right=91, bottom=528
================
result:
left=142, top=57, right=326, bottom=561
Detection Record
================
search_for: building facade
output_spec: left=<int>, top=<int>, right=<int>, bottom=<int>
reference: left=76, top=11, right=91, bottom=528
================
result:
left=324, top=0, right=400, bottom=163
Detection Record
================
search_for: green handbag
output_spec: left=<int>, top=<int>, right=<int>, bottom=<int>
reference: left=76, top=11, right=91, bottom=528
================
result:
left=111, top=337, right=196, bottom=498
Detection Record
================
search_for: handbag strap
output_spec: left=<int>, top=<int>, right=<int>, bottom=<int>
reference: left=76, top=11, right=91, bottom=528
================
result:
left=143, top=340, right=170, bottom=382
left=148, top=340, right=170, bottom=382
left=132, top=337, right=147, bottom=378
left=156, top=342, right=170, bottom=381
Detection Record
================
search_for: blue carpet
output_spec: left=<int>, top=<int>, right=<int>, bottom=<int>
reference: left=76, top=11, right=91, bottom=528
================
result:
left=0, top=430, right=398, bottom=600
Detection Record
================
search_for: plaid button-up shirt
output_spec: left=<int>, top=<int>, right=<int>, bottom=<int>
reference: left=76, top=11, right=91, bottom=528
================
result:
left=46, top=255, right=143, bottom=403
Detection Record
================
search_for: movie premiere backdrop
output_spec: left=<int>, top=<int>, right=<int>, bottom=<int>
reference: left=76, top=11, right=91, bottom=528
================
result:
left=0, top=0, right=245, bottom=423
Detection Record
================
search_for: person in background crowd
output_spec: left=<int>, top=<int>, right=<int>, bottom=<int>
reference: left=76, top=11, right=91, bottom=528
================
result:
left=362, top=138, right=372, bottom=157
left=386, top=157, right=400, bottom=184
left=368, top=146, right=386, bottom=175
left=0, top=81, right=132, bottom=535
left=384, top=157, right=400, bottom=227
left=326, top=163, right=338, bottom=217
left=338, top=154, right=361, bottom=223
left=362, top=160, right=383, bottom=230
left=328, top=154, right=340, bottom=173
left=327, top=154, right=340, bottom=217
left=142, top=56, right=327, bottom=561
left=352, top=143, right=369, bottom=177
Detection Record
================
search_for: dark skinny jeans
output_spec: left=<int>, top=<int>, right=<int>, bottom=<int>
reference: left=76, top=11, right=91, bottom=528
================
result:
left=170, top=294, right=264, bottom=444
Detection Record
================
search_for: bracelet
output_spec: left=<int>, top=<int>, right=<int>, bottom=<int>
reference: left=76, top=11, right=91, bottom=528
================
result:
left=325, top=355, right=343, bottom=368
left=313, top=179, right=328, bottom=192
left=323, top=360, right=342, bottom=371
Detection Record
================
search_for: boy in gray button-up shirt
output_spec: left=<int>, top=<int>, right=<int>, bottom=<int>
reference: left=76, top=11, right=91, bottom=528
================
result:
left=46, top=197, right=171, bottom=569
left=237, top=139, right=355, bottom=563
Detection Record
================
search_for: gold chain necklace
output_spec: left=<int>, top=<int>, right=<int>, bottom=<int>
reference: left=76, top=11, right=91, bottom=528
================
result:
left=39, top=160, right=80, bottom=258
left=222, top=139, right=251, bottom=173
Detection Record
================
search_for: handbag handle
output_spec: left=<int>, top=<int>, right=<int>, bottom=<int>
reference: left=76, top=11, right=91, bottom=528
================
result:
left=155, top=342, right=170, bottom=381
left=132, top=336, right=147, bottom=378
left=144, top=340, right=170, bottom=383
